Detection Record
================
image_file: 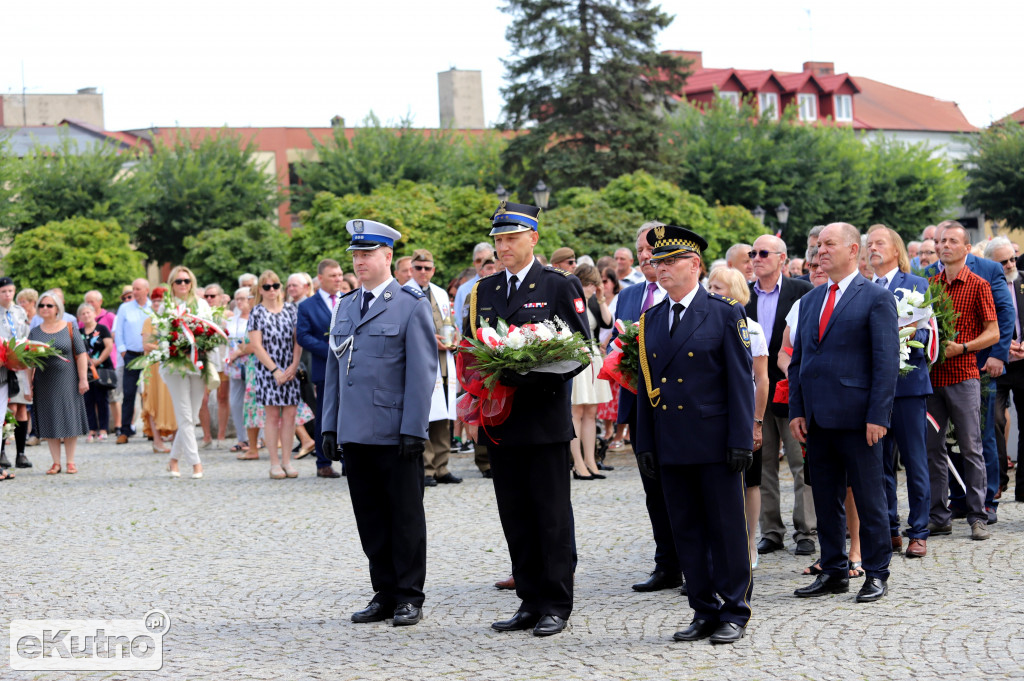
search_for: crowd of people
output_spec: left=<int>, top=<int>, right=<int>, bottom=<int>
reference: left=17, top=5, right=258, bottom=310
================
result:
left=0, top=210, right=1020, bottom=643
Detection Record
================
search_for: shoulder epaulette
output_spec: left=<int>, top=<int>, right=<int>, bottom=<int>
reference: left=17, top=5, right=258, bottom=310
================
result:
left=708, top=292, right=739, bottom=306
left=478, top=270, right=504, bottom=283
left=545, top=265, right=572, bottom=277
left=401, top=285, right=426, bottom=299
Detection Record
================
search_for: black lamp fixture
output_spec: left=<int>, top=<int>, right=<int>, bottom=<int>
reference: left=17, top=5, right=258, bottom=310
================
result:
left=495, top=184, right=510, bottom=202
left=752, top=205, right=766, bottom=224
left=776, top=203, right=790, bottom=229
left=532, top=180, right=551, bottom=210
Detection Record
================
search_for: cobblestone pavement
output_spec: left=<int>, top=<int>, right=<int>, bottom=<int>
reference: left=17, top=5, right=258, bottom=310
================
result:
left=3, top=437, right=1023, bottom=680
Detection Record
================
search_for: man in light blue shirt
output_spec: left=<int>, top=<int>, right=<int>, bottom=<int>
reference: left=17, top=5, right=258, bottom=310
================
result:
left=115, top=278, right=151, bottom=444
left=453, top=242, right=496, bottom=334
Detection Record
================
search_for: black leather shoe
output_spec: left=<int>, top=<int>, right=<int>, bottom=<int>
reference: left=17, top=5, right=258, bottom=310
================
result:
left=435, top=472, right=463, bottom=484
left=794, top=538, right=816, bottom=555
left=392, top=603, right=422, bottom=626
left=481, top=469, right=493, bottom=478
left=756, top=537, right=784, bottom=554
left=709, top=621, right=745, bottom=644
left=351, top=601, right=390, bottom=623
left=424, top=476, right=438, bottom=487
left=596, top=461, right=614, bottom=471
left=672, top=618, right=716, bottom=641
left=532, top=614, right=567, bottom=636
left=794, top=573, right=850, bottom=598
left=491, top=610, right=539, bottom=632
left=15, top=454, right=32, bottom=468
left=855, top=577, right=887, bottom=603
left=632, top=570, right=683, bottom=592
left=0, top=453, right=10, bottom=469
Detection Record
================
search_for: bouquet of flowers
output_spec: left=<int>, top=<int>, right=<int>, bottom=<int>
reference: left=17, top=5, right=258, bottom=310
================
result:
left=128, top=304, right=228, bottom=387
left=3, top=409, right=16, bottom=440
left=597, top=319, right=641, bottom=394
left=0, top=337, right=65, bottom=371
left=894, top=285, right=952, bottom=370
left=456, top=316, right=591, bottom=429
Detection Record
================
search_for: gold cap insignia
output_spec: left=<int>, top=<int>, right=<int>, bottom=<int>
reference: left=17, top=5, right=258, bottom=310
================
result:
left=654, top=225, right=666, bottom=241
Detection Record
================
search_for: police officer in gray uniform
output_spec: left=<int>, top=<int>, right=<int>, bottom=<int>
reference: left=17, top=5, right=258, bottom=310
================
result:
left=322, top=219, right=437, bottom=627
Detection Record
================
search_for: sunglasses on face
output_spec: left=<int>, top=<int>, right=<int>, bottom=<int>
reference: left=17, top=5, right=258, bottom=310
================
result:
left=749, top=250, right=782, bottom=260
left=262, top=283, right=281, bottom=291
left=120, top=295, right=131, bottom=301
left=807, top=263, right=821, bottom=271
left=38, top=303, right=56, bottom=308
left=173, top=278, right=191, bottom=285
left=998, top=258, right=1016, bottom=266
left=204, top=293, right=218, bottom=299
left=413, top=264, right=434, bottom=271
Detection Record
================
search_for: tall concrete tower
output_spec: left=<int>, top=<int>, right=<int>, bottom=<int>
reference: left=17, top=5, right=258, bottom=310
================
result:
left=438, top=68, right=485, bottom=129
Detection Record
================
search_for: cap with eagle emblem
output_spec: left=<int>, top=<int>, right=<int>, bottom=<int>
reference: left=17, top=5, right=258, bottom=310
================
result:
left=647, top=224, right=708, bottom=262
left=490, top=201, right=541, bottom=236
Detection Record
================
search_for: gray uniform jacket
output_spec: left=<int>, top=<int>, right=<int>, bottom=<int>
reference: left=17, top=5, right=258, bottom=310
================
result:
left=322, top=279, right=437, bottom=445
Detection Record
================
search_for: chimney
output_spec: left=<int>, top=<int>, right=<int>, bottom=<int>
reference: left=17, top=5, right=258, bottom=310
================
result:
left=802, top=61, right=835, bottom=77
left=664, top=50, right=702, bottom=71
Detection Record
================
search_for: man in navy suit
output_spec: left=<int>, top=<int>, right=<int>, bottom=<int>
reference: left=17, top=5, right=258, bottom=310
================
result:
left=790, top=222, right=899, bottom=603
left=866, top=225, right=932, bottom=557
left=635, top=224, right=753, bottom=644
left=297, top=259, right=346, bottom=478
left=615, top=221, right=683, bottom=594
left=923, top=220, right=1013, bottom=524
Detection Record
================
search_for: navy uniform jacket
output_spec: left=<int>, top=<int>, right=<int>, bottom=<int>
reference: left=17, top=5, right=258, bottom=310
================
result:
left=881, top=270, right=933, bottom=398
left=635, top=287, right=754, bottom=465
left=296, top=293, right=332, bottom=383
left=323, top=279, right=437, bottom=445
left=466, top=259, right=590, bottom=446
left=789, top=275, right=898, bottom=430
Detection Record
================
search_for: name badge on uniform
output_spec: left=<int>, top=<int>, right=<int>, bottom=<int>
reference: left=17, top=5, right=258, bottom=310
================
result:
left=523, top=302, right=548, bottom=309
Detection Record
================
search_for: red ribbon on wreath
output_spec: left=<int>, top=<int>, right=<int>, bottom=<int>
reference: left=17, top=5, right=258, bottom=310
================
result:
left=455, top=339, right=515, bottom=442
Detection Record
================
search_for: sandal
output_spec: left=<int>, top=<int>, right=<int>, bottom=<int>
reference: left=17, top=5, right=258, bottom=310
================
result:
left=230, top=442, right=248, bottom=453
left=46, top=463, right=61, bottom=475
left=848, top=561, right=865, bottom=578
left=236, top=451, right=259, bottom=460
left=0, top=468, right=15, bottom=480
left=66, top=463, right=78, bottom=474
left=802, top=560, right=822, bottom=575
left=269, top=465, right=286, bottom=480
left=283, top=464, right=298, bottom=478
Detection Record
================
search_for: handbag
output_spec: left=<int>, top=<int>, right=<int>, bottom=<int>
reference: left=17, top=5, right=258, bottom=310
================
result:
left=89, top=365, right=118, bottom=389
left=7, top=370, right=19, bottom=398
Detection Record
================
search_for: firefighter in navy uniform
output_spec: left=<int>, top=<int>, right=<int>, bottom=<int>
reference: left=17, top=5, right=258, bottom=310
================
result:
left=634, top=224, right=755, bottom=645
left=464, top=201, right=590, bottom=637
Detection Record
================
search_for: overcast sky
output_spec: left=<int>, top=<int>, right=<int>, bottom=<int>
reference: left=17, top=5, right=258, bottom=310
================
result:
left=3, top=0, right=1021, bottom=132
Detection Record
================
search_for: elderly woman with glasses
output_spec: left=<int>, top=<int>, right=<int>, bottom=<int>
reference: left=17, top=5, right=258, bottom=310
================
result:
left=160, top=266, right=215, bottom=479
left=27, top=290, right=90, bottom=475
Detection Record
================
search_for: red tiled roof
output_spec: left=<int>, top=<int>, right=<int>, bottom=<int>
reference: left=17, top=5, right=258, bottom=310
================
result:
left=847, top=77, right=976, bottom=132
left=1004, top=106, right=1024, bottom=124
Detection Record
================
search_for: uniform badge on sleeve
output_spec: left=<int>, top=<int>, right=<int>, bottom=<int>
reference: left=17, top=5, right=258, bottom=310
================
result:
left=574, top=298, right=584, bottom=314
left=737, top=318, right=751, bottom=348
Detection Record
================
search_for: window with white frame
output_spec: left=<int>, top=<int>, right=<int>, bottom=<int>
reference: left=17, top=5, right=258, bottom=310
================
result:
left=834, top=94, right=853, bottom=121
left=718, top=91, right=740, bottom=109
left=758, top=92, right=779, bottom=120
left=798, top=93, right=818, bottom=121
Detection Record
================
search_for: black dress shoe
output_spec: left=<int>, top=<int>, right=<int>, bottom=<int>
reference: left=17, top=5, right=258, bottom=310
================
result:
left=632, top=570, right=683, bottom=592
left=424, top=476, right=438, bottom=487
left=392, top=603, right=422, bottom=626
left=794, top=538, right=816, bottom=555
left=435, top=472, right=463, bottom=484
left=709, top=621, right=745, bottom=644
left=481, top=469, right=493, bottom=478
left=15, top=454, right=32, bottom=468
left=0, top=453, right=10, bottom=469
left=794, top=573, right=850, bottom=598
left=533, top=614, right=567, bottom=636
left=491, top=610, right=539, bottom=632
left=351, top=601, right=391, bottom=623
left=756, top=537, right=784, bottom=554
left=596, top=461, right=614, bottom=471
left=855, top=577, right=887, bottom=603
left=672, top=618, right=717, bottom=641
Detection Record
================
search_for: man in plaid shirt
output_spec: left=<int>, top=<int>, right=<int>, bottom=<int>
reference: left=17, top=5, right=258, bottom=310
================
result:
left=927, top=224, right=1000, bottom=541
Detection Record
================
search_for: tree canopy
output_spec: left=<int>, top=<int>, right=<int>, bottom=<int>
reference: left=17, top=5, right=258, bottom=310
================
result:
left=963, top=121, right=1024, bottom=231
left=182, top=219, right=291, bottom=294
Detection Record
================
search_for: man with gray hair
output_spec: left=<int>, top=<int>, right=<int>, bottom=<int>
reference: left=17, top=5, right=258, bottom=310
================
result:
left=745, top=233, right=816, bottom=556
left=238, top=273, right=257, bottom=289
left=614, top=247, right=645, bottom=286
left=725, top=243, right=754, bottom=283
left=115, top=278, right=152, bottom=444
left=453, top=242, right=497, bottom=335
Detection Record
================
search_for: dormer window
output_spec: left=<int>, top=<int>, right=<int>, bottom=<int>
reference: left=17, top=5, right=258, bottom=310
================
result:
left=758, top=92, right=779, bottom=120
left=834, top=94, right=853, bottom=122
left=718, top=91, right=740, bottom=109
left=798, top=93, right=818, bottom=121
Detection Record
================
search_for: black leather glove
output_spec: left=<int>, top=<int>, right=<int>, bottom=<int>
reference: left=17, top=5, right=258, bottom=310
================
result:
left=499, top=369, right=537, bottom=387
left=637, top=451, right=658, bottom=479
left=727, top=448, right=753, bottom=473
left=321, top=432, right=342, bottom=462
left=399, top=435, right=426, bottom=461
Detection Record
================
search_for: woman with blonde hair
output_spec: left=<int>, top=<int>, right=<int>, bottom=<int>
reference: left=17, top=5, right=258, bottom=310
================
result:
left=161, top=266, right=214, bottom=479
left=247, top=270, right=304, bottom=479
left=706, top=266, right=769, bottom=568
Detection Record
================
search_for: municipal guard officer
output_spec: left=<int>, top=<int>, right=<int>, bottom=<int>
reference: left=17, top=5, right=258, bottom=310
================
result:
left=321, top=219, right=437, bottom=627
left=635, top=225, right=754, bottom=645
left=465, top=201, right=590, bottom=637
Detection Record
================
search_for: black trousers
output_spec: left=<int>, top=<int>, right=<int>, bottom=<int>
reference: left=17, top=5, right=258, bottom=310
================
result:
left=344, top=442, right=427, bottom=607
left=629, top=417, right=681, bottom=576
left=489, top=441, right=574, bottom=619
left=996, top=364, right=1024, bottom=495
left=119, top=351, right=142, bottom=436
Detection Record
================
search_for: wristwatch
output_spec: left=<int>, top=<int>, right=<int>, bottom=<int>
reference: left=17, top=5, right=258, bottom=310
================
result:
left=962, top=343, right=968, bottom=354
left=754, top=418, right=764, bottom=425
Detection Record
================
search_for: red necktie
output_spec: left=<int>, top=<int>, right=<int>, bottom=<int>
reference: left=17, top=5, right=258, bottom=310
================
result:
left=818, top=283, right=840, bottom=341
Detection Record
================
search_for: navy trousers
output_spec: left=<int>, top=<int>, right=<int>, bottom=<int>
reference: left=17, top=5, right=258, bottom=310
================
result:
left=883, top=396, right=931, bottom=539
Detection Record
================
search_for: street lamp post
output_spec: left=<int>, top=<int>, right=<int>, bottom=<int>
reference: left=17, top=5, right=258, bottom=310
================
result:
left=776, top=203, right=789, bottom=234
left=752, top=205, right=766, bottom=224
left=495, top=184, right=510, bottom=203
left=532, top=180, right=551, bottom=210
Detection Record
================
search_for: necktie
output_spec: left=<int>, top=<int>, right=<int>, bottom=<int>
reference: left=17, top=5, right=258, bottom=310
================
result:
left=360, top=291, right=374, bottom=318
left=819, top=283, right=840, bottom=341
left=669, top=303, right=684, bottom=337
left=508, top=275, right=519, bottom=301
left=642, top=282, right=657, bottom=312
left=329, top=293, right=337, bottom=310
left=875, top=276, right=887, bottom=289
